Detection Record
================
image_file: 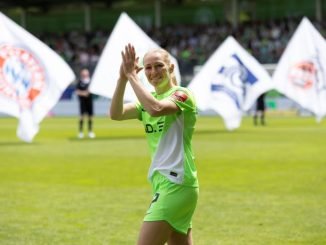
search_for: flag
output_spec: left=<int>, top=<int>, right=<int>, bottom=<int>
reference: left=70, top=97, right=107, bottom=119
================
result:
left=273, top=17, right=326, bottom=121
left=0, top=12, right=75, bottom=142
left=188, top=36, right=273, bottom=130
left=90, top=12, right=181, bottom=102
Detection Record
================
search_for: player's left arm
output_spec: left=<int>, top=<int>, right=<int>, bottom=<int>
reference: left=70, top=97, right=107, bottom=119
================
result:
left=126, top=72, right=179, bottom=117
left=143, top=89, right=193, bottom=117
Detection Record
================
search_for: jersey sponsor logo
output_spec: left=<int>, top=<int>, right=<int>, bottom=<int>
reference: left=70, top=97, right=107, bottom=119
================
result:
left=145, top=121, right=164, bottom=133
left=0, top=44, right=46, bottom=108
left=171, top=90, right=188, bottom=102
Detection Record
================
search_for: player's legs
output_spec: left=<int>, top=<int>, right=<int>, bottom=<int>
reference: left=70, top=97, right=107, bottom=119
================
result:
left=168, top=228, right=193, bottom=245
left=87, top=116, right=95, bottom=138
left=86, top=97, right=95, bottom=138
left=254, top=110, right=266, bottom=126
left=260, top=110, right=265, bottom=125
left=138, top=221, right=193, bottom=245
left=78, top=98, right=87, bottom=137
left=78, top=114, right=87, bottom=138
left=141, top=173, right=198, bottom=245
left=79, top=116, right=84, bottom=131
left=137, top=221, right=172, bottom=245
left=87, top=115, right=93, bottom=131
left=253, top=113, right=258, bottom=125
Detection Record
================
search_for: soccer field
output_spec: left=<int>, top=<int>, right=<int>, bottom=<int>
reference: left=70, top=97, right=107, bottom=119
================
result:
left=0, top=115, right=325, bottom=244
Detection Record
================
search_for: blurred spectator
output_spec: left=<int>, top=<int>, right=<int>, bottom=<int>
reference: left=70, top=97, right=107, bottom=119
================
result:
left=253, top=93, right=266, bottom=126
left=75, top=68, right=95, bottom=139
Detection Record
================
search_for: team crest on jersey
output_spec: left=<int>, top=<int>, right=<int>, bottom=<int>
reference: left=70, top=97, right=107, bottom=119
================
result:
left=0, top=44, right=46, bottom=108
left=171, top=90, right=188, bottom=102
left=288, top=61, right=316, bottom=89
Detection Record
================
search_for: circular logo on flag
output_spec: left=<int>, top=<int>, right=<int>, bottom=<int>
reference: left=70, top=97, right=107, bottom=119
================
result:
left=288, top=61, right=316, bottom=89
left=0, top=44, right=46, bottom=108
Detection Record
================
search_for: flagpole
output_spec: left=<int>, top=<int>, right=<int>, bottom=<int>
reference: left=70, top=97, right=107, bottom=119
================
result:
left=154, top=0, right=161, bottom=29
left=316, top=0, right=322, bottom=22
left=231, top=0, right=238, bottom=29
left=84, top=2, right=91, bottom=32
left=19, top=7, right=26, bottom=29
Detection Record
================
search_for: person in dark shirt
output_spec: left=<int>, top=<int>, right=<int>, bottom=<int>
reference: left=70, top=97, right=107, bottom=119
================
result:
left=254, top=93, right=266, bottom=126
left=76, top=68, right=95, bottom=138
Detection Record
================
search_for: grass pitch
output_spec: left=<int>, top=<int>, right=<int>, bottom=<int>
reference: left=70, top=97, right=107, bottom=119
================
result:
left=0, top=115, right=325, bottom=244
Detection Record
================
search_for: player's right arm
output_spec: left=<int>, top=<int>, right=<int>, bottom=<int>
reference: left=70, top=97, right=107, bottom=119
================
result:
left=110, top=66, right=139, bottom=121
left=76, top=89, right=89, bottom=97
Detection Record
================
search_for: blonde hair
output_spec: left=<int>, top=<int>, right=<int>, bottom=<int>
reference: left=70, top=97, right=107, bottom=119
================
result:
left=144, top=48, right=178, bottom=85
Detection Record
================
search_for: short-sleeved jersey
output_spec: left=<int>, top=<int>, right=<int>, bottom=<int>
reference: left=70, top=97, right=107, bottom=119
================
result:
left=135, top=86, right=198, bottom=187
left=76, top=79, right=90, bottom=93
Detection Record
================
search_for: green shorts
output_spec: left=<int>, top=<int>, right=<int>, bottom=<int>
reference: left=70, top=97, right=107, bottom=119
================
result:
left=144, top=172, right=199, bottom=235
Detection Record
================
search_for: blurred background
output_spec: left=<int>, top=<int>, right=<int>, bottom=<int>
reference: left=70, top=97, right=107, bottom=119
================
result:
left=0, top=0, right=324, bottom=116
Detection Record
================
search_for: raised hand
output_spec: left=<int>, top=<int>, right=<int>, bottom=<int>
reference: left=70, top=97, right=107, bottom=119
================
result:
left=121, top=44, right=142, bottom=77
left=119, top=63, right=128, bottom=82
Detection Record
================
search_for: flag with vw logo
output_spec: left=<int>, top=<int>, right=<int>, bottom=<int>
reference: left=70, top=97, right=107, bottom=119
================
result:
left=273, top=17, right=326, bottom=122
left=0, top=12, right=75, bottom=142
left=188, top=36, right=273, bottom=130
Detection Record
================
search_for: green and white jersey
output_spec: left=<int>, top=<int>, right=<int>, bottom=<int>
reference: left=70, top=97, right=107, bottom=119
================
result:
left=135, top=86, right=199, bottom=187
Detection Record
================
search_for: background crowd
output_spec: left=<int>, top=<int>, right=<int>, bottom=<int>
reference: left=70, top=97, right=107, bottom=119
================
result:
left=37, top=16, right=326, bottom=85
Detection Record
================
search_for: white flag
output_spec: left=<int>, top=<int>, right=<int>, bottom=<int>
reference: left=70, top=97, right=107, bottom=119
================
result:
left=90, top=12, right=181, bottom=101
left=188, top=36, right=273, bottom=130
left=273, top=17, right=326, bottom=121
left=0, top=12, right=75, bottom=142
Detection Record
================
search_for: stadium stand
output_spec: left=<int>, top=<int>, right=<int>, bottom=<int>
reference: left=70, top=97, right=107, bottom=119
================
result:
left=32, top=16, right=325, bottom=86
left=0, top=0, right=324, bottom=99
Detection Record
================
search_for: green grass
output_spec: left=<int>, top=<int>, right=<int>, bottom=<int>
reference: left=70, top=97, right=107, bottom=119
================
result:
left=0, top=115, right=325, bottom=244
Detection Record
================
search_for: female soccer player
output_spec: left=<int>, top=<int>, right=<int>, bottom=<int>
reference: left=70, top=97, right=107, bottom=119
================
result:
left=110, top=43, right=199, bottom=245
